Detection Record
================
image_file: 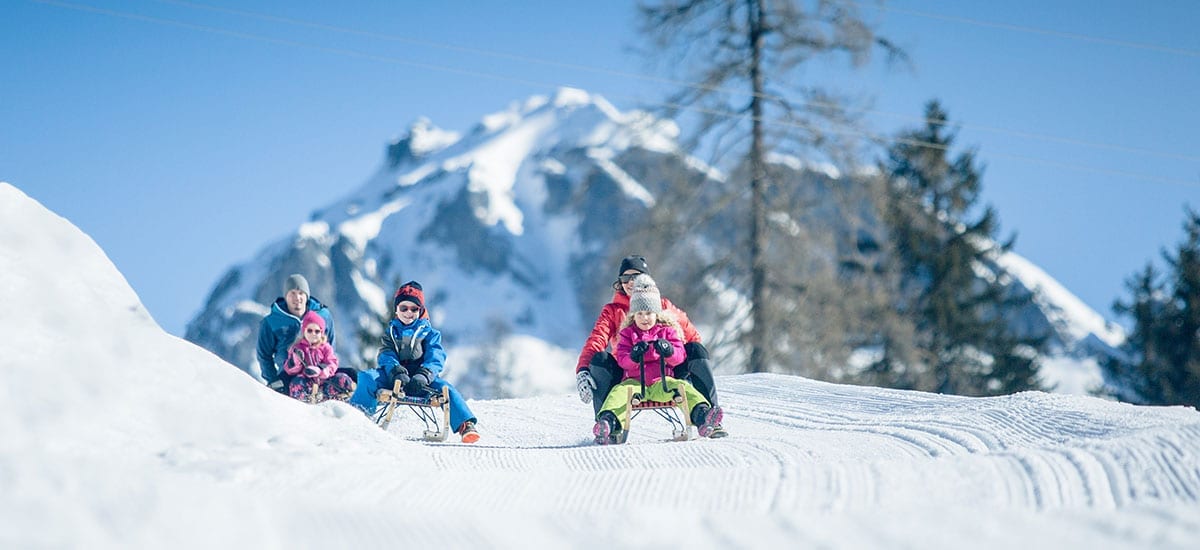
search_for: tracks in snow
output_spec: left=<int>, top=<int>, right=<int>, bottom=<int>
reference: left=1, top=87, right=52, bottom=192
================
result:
left=370, top=373, right=1200, bottom=516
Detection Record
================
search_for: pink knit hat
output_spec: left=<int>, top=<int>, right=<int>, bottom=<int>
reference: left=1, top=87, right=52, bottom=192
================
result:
left=301, top=310, right=325, bottom=332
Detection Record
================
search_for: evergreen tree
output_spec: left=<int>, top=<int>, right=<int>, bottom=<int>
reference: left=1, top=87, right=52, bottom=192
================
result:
left=1163, top=210, right=1200, bottom=406
left=1106, top=265, right=1167, bottom=402
left=1108, top=209, right=1200, bottom=407
left=875, top=100, right=1045, bottom=396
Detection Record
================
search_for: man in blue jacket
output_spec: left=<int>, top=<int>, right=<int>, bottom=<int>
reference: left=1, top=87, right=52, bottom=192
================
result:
left=256, top=274, right=336, bottom=393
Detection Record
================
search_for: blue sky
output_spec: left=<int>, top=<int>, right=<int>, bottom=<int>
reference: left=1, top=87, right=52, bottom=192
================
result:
left=3, top=0, right=1198, bottom=337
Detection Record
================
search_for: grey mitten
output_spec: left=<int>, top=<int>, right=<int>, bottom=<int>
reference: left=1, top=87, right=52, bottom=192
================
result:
left=576, top=369, right=597, bottom=404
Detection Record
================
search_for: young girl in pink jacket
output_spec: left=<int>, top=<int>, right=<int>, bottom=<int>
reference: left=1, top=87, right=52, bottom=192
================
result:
left=283, top=310, right=354, bottom=401
left=593, top=274, right=724, bottom=444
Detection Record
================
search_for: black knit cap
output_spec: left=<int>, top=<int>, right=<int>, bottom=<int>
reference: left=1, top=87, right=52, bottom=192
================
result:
left=618, top=255, right=650, bottom=277
left=393, top=280, right=425, bottom=310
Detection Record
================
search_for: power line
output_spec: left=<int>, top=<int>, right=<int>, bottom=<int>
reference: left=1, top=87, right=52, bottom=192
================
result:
left=26, top=0, right=1200, bottom=188
left=29, top=0, right=582, bottom=89
left=588, top=96, right=1200, bottom=188
left=144, top=0, right=1200, bottom=165
left=148, top=0, right=655, bottom=82
left=874, top=4, right=1200, bottom=59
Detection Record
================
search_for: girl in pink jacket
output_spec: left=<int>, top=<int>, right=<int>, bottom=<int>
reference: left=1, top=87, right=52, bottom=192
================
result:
left=283, top=310, right=354, bottom=401
left=594, top=274, right=724, bottom=444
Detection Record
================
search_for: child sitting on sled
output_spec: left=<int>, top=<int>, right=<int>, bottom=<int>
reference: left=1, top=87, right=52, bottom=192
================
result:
left=593, top=274, right=724, bottom=445
left=349, top=281, right=480, bottom=443
left=282, top=310, right=355, bottom=402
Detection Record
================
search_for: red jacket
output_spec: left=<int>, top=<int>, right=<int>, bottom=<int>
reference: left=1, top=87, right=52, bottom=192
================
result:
left=575, top=291, right=701, bottom=373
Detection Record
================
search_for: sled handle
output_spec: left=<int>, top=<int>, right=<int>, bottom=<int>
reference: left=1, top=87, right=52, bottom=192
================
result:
left=659, top=355, right=671, bottom=393
left=638, top=353, right=647, bottom=397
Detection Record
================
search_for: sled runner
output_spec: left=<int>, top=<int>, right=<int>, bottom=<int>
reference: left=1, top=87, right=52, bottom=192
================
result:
left=621, top=354, right=693, bottom=442
left=372, top=379, right=451, bottom=442
left=307, top=379, right=322, bottom=404
left=626, top=383, right=692, bottom=441
left=292, top=377, right=352, bottom=405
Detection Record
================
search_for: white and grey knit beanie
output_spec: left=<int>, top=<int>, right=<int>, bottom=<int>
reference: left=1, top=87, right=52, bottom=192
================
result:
left=628, top=273, right=662, bottom=314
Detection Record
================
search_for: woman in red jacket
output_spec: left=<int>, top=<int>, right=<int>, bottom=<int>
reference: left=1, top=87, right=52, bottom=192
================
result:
left=574, top=255, right=726, bottom=438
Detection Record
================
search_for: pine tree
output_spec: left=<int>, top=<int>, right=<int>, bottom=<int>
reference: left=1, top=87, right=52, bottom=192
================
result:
left=1106, top=265, right=1167, bottom=402
left=1163, top=210, right=1200, bottom=406
left=1108, top=209, right=1200, bottom=407
left=875, top=100, right=1045, bottom=396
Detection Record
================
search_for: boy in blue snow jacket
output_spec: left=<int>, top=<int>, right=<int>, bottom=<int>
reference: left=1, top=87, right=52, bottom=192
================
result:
left=256, top=273, right=336, bottom=392
left=349, top=281, right=480, bottom=443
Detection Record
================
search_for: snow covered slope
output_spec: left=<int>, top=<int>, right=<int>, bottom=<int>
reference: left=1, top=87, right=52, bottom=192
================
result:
left=4, top=182, right=1199, bottom=548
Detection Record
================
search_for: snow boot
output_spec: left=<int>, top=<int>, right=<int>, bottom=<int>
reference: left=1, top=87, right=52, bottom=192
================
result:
left=289, top=378, right=318, bottom=401
left=705, top=424, right=729, bottom=438
left=692, top=404, right=725, bottom=438
left=327, top=374, right=355, bottom=402
left=593, top=411, right=624, bottom=445
left=458, top=420, right=480, bottom=444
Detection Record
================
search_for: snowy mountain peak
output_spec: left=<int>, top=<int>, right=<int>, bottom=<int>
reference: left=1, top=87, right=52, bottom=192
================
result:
left=550, top=86, right=594, bottom=108
left=186, top=90, right=698, bottom=394
left=386, top=117, right=460, bottom=168
left=997, top=251, right=1126, bottom=350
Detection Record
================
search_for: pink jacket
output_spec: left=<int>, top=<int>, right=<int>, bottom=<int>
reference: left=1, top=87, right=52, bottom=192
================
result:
left=575, top=291, right=702, bottom=373
left=615, top=322, right=686, bottom=384
left=283, top=340, right=339, bottom=380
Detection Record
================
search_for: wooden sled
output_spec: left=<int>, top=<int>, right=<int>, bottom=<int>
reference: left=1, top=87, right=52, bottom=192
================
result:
left=625, top=383, right=692, bottom=442
left=372, top=380, right=451, bottom=442
left=294, top=376, right=351, bottom=405
left=307, top=378, right=323, bottom=404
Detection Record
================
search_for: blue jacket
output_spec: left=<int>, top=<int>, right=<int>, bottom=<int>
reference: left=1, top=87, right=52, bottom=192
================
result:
left=256, top=297, right=335, bottom=384
left=375, top=317, right=445, bottom=385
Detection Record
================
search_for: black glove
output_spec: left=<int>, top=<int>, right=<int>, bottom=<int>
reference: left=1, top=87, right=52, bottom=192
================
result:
left=385, top=367, right=410, bottom=392
left=404, top=367, right=433, bottom=396
left=303, top=365, right=321, bottom=378
left=630, top=341, right=650, bottom=363
left=653, top=338, right=674, bottom=358
left=388, top=366, right=411, bottom=384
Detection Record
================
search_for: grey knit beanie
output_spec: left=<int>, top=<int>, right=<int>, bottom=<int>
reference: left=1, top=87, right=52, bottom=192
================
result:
left=284, top=273, right=310, bottom=295
left=628, top=274, right=662, bottom=314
